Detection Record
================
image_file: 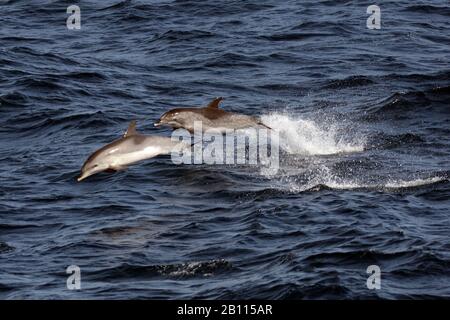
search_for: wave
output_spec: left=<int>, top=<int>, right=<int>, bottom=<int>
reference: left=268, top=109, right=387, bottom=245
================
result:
left=149, top=29, right=216, bottom=43
left=0, top=36, right=54, bottom=44
left=205, top=52, right=260, bottom=68
left=91, top=259, right=233, bottom=281
left=260, top=32, right=335, bottom=42
left=324, top=75, right=375, bottom=89
left=367, top=133, right=425, bottom=150
left=56, top=71, right=107, bottom=82
left=384, top=176, right=448, bottom=189
left=361, top=84, right=450, bottom=122
left=405, top=5, right=450, bottom=16
left=0, top=242, right=14, bottom=254
left=0, top=91, right=29, bottom=109
left=291, top=175, right=449, bottom=193
left=291, top=20, right=353, bottom=33
left=380, top=71, right=450, bottom=83
left=99, top=0, right=133, bottom=11
left=261, top=154, right=449, bottom=192
left=303, top=248, right=450, bottom=278
left=365, top=92, right=429, bottom=119
left=171, top=1, right=274, bottom=16
left=322, top=176, right=448, bottom=191
left=6, top=110, right=116, bottom=133
left=9, top=46, right=79, bottom=65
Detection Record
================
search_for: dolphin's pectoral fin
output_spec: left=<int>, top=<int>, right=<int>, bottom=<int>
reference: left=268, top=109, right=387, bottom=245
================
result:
left=206, top=97, right=223, bottom=109
left=124, top=120, right=138, bottom=137
left=258, top=121, right=272, bottom=130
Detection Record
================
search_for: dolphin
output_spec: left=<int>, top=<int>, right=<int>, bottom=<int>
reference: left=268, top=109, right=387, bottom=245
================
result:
left=154, top=97, right=271, bottom=133
left=77, top=120, right=188, bottom=182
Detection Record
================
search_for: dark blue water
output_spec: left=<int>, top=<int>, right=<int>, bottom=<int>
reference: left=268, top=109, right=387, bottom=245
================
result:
left=1, top=0, right=449, bottom=299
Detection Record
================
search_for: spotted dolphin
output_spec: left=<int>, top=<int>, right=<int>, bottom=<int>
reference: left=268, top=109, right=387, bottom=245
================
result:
left=78, top=121, right=188, bottom=181
left=154, top=97, right=271, bottom=133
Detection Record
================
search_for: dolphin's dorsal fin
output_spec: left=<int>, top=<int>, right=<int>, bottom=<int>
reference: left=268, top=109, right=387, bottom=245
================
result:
left=124, top=120, right=138, bottom=137
left=206, top=97, right=223, bottom=109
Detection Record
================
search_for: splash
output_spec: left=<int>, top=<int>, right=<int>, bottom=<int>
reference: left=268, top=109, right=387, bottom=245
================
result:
left=384, top=176, right=448, bottom=189
left=282, top=171, right=448, bottom=193
left=261, top=113, right=365, bottom=155
left=320, top=176, right=448, bottom=190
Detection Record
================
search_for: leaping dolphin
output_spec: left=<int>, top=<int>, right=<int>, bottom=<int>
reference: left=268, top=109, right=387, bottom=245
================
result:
left=154, top=97, right=271, bottom=133
left=77, top=120, right=188, bottom=182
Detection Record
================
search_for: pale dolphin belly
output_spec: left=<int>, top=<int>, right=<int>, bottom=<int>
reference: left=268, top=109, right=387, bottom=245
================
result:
left=105, top=136, right=184, bottom=169
left=110, top=146, right=164, bottom=168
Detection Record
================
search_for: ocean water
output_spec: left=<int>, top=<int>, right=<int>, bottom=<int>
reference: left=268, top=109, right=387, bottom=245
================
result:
left=0, top=0, right=449, bottom=299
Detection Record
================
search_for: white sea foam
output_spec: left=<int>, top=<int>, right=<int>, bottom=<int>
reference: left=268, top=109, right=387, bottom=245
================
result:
left=384, top=176, right=447, bottom=189
left=282, top=174, right=448, bottom=193
left=258, top=113, right=447, bottom=193
left=261, top=113, right=365, bottom=155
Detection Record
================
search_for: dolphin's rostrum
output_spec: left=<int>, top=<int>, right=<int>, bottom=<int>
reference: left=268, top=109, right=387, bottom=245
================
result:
left=154, top=97, right=271, bottom=133
left=78, top=120, right=188, bottom=182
